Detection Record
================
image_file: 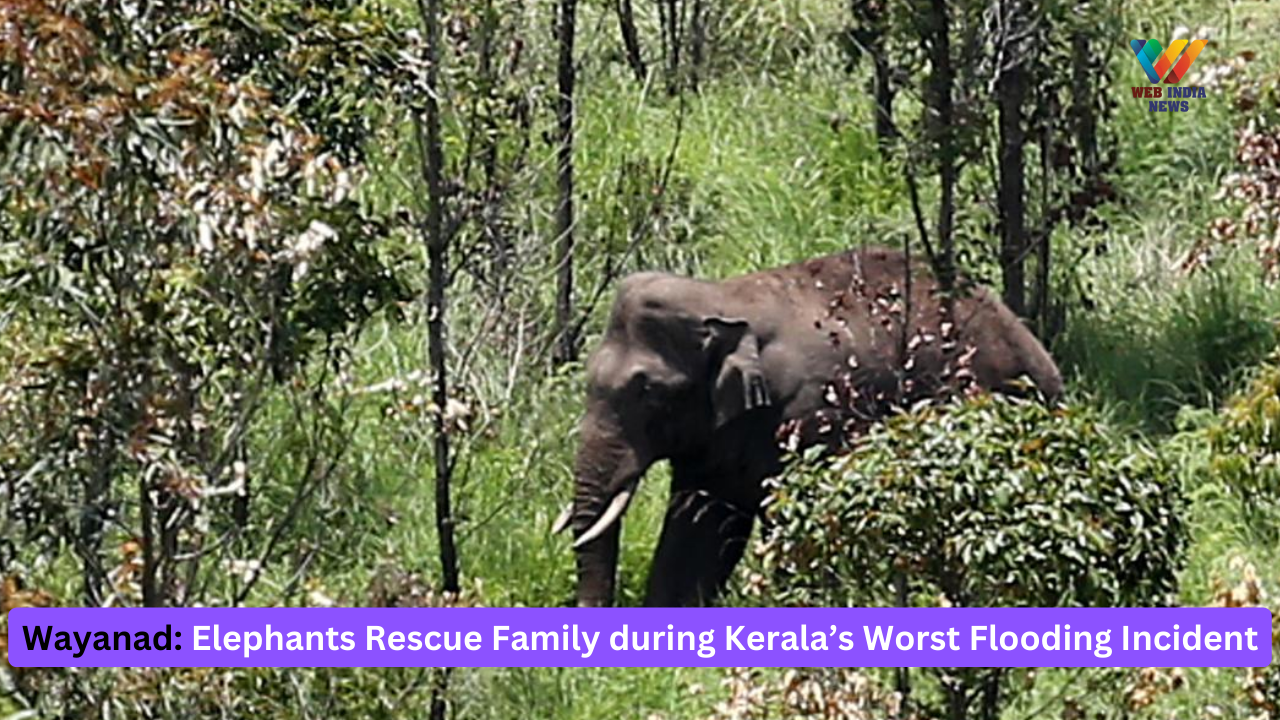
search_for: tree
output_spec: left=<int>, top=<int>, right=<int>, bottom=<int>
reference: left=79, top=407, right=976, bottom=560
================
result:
left=413, top=0, right=459, bottom=599
left=924, top=0, right=958, bottom=294
left=552, top=0, right=580, bottom=365
left=614, top=0, right=647, bottom=83
left=846, top=1, right=896, bottom=154
left=411, top=0, right=459, bottom=716
left=996, top=0, right=1031, bottom=317
left=881, top=0, right=1118, bottom=337
left=0, top=0, right=404, bottom=609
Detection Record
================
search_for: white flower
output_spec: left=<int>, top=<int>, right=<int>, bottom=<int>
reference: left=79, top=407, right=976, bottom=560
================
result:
left=197, top=218, right=215, bottom=253
left=225, top=558, right=261, bottom=583
left=285, top=220, right=337, bottom=282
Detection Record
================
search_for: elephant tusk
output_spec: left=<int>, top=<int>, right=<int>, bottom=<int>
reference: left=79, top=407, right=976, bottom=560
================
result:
left=551, top=502, right=574, bottom=535
left=573, top=483, right=636, bottom=549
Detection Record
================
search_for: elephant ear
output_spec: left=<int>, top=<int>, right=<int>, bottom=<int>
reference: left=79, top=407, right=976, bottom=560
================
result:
left=704, top=317, right=772, bottom=430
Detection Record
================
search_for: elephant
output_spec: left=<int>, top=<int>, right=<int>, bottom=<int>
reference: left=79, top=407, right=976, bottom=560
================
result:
left=552, top=245, right=1063, bottom=607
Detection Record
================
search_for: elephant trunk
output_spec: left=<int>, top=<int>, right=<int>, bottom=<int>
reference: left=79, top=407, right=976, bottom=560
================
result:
left=569, top=417, right=647, bottom=607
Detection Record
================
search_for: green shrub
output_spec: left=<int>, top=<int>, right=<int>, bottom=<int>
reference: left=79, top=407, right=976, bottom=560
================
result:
left=1243, top=611, right=1280, bottom=719
left=709, top=666, right=901, bottom=720
left=1210, top=354, right=1280, bottom=523
left=748, top=394, right=1187, bottom=719
left=756, top=395, right=1186, bottom=609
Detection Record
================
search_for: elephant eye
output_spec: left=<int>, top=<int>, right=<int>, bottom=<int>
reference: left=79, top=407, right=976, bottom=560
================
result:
left=629, top=372, right=651, bottom=395
left=635, top=375, right=670, bottom=404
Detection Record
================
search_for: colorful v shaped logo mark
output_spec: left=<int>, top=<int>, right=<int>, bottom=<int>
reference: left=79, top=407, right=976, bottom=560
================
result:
left=1130, top=39, right=1208, bottom=84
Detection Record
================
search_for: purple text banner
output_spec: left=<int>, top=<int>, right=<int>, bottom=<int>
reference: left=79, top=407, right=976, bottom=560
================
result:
left=8, top=607, right=1272, bottom=668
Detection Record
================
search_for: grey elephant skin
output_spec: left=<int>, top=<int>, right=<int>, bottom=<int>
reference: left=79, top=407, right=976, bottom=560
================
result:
left=555, top=246, right=1063, bottom=607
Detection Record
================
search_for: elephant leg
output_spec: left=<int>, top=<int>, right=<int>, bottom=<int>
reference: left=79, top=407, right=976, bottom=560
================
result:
left=643, top=487, right=756, bottom=607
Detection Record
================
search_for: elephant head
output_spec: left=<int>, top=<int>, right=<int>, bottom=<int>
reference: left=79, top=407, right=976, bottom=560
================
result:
left=551, top=272, right=772, bottom=607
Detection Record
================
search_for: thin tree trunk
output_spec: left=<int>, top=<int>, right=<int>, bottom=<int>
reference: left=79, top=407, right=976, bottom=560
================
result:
left=997, top=0, right=1028, bottom=317
left=553, top=0, right=579, bottom=365
left=231, top=420, right=250, bottom=527
left=873, top=52, right=895, bottom=154
left=430, top=666, right=452, bottom=720
left=158, top=490, right=180, bottom=605
left=415, top=0, right=459, bottom=595
left=689, top=0, right=706, bottom=91
left=946, top=672, right=967, bottom=720
left=657, top=0, right=670, bottom=88
left=1071, top=33, right=1097, bottom=176
left=1036, top=188, right=1052, bottom=339
left=79, top=452, right=111, bottom=606
left=851, top=0, right=895, bottom=155
left=140, top=472, right=158, bottom=607
left=615, top=0, right=646, bottom=83
left=894, top=569, right=912, bottom=712
left=477, top=5, right=509, bottom=298
left=1035, top=116, right=1054, bottom=341
left=231, top=458, right=250, bottom=528
left=927, top=0, right=957, bottom=293
left=981, top=669, right=1004, bottom=720
left=662, top=0, right=683, bottom=95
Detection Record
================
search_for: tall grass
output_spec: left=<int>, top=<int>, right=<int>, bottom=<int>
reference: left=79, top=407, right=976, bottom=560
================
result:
left=1057, top=245, right=1279, bottom=430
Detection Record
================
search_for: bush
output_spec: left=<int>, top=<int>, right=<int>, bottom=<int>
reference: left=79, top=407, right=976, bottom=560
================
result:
left=748, top=394, right=1187, bottom=719
left=1216, top=568, right=1280, bottom=719
left=1245, top=616, right=1280, bottom=719
left=708, top=667, right=903, bottom=720
left=756, top=395, right=1186, bottom=608
left=0, top=0, right=408, bottom=609
left=1211, top=354, right=1280, bottom=522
